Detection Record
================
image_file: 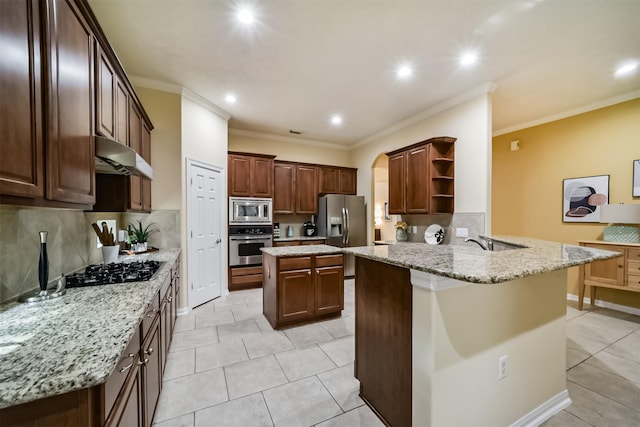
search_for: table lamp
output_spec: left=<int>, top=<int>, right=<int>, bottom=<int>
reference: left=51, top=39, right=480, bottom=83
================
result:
left=599, top=203, right=640, bottom=242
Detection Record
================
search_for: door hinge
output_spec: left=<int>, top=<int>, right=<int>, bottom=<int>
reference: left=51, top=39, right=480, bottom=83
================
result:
left=190, top=177, right=193, bottom=185
left=190, top=230, right=193, bottom=238
left=191, top=282, right=193, bottom=290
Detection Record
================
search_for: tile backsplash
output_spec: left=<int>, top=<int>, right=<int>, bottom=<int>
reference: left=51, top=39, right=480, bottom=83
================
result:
left=399, top=212, right=485, bottom=245
left=0, top=206, right=179, bottom=304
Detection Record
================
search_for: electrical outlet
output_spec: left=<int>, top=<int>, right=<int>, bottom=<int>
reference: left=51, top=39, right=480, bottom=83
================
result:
left=456, top=227, right=469, bottom=238
left=498, top=355, right=508, bottom=380
left=412, top=226, right=417, bottom=234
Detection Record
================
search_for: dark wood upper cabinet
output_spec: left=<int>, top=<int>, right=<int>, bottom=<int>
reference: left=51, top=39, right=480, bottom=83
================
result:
left=45, top=0, right=96, bottom=205
left=295, top=164, right=318, bottom=214
left=129, top=102, right=143, bottom=211
left=96, top=44, right=115, bottom=139
left=319, top=166, right=357, bottom=195
left=141, top=124, right=152, bottom=212
left=0, top=0, right=44, bottom=199
left=387, top=152, right=406, bottom=214
left=319, top=167, right=338, bottom=194
left=115, top=79, right=128, bottom=144
left=387, top=136, right=456, bottom=215
left=228, top=152, right=275, bottom=198
left=273, top=162, right=295, bottom=214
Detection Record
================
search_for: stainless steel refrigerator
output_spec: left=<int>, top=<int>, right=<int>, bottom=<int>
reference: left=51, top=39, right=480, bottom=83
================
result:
left=317, top=194, right=366, bottom=277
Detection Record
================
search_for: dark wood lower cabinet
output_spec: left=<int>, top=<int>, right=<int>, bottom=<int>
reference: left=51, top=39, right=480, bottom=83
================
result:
left=141, top=317, right=161, bottom=427
left=355, top=256, right=412, bottom=427
left=263, top=252, right=344, bottom=329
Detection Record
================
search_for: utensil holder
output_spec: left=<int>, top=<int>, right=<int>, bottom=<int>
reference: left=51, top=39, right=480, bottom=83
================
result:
left=101, top=245, right=119, bottom=264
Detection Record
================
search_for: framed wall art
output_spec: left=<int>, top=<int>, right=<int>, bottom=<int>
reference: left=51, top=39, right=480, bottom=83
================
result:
left=634, top=160, right=640, bottom=197
left=563, top=175, right=609, bottom=223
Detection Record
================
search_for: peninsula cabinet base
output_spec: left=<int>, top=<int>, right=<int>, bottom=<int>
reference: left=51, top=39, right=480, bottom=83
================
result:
left=354, top=256, right=570, bottom=427
left=0, top=389, right=100, bottom=427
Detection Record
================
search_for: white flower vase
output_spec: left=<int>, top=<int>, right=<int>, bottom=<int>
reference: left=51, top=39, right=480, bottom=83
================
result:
left=396, top=228, right=408, bottom=241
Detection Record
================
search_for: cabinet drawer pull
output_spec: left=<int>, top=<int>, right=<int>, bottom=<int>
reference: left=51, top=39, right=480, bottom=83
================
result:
left=138, top=357, right=149, bottom=366
left=146, top=309, right=157, bottom=317
left=168, top=295, right=173, bottom=302
left=144, top=347, right=154, bottom=355
left=119, top=353, right=136, bottom=372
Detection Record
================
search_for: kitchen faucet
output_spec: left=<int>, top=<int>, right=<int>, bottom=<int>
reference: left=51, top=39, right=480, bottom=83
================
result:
left=464, top=236, right=493, bottom=251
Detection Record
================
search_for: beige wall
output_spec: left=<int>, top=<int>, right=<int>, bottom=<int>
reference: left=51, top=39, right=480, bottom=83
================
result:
left=228, top=132, right=354, bottom=167
left=492, top=98, right=640, bottom=309
left=135, top=87, right=182, bottom=210
left=352, top=91, right=493, bottom=242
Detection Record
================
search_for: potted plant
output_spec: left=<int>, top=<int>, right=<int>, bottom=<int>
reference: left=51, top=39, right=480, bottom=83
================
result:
left=129, top=220, right=158, bottom=252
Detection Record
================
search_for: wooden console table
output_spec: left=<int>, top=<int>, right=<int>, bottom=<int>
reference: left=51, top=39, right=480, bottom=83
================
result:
left=577, top=240, right=640, bottom=310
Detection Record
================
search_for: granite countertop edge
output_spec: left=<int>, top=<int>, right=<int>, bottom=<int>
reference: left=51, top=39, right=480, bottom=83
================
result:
left=273, top=236, right=327, bottom=242
left=262, top=244, right=343, bottom=257
left=344, top=236, right=622, bottom=284
left=0, top=248, right=181, bottom=410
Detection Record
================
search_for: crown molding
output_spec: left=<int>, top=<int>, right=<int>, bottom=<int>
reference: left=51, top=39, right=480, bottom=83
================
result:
left=129, top=75, right=182, bottom=94
left=228, top=128, right=350, bottom=151
left=129, top=76, right=231, bottom=120
left=493, top=90, right=640, bottom=136
left=180, top=88, right=231, bottom=120
left=352, top=83, right=498, bottom=149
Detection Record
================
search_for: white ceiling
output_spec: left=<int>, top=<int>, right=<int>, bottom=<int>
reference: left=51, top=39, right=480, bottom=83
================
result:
left=88, top=0, right=640, bottom=146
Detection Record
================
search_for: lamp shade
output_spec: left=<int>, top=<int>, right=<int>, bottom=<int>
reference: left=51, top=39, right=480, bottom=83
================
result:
left=599, top=204, right=640, bottom=224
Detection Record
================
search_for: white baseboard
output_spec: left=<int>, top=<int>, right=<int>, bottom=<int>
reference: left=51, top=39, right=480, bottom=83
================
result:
left=566, top=294, right=640, bottom=316
left=510, top=390, right=571, bottom=427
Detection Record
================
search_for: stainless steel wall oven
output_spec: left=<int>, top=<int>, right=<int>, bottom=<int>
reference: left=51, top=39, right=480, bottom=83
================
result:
left=228, top=225, right=273, bottom=267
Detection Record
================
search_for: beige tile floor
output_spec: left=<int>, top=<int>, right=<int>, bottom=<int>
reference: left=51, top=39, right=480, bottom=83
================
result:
left=154, top=280, right=640, bottom=427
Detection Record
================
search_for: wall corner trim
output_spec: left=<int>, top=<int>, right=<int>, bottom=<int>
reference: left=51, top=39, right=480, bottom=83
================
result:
left=181, top=88, right=231, bottom=120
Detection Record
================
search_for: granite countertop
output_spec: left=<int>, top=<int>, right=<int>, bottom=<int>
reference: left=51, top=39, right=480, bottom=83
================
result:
left=273, top=236, right=326, bottom=242
left=0, top=248, right=181, bottom=409
left=262, top=244, right=342, bottom=257
left=344, top=236, right=621, bottom=284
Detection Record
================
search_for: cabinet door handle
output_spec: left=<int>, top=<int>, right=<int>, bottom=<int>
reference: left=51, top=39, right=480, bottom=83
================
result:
left=138, top=357, right=149, bottom=366
left=119, top=353, right=136, bottom=373
left=146, top=309, right=157, bottom=317
left=168, top=295, right=173, bottom=302
left=144, top=347, right=154, bottom=355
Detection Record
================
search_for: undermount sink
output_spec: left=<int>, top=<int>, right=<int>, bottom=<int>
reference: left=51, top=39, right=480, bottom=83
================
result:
left=465, top=237, right=529, bottom=251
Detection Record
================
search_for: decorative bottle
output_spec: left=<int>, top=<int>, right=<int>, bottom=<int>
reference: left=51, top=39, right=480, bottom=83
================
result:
left=38, top=231, right=49, bottom=293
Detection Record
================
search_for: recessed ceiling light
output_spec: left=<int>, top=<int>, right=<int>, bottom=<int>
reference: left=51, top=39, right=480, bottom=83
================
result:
left=237, top=8, right=254, bottom=24
left=614, top=61, right=639, bottom=78
left=460, top=51, right=478, bottom=67
left=331, top=115, right=343, bottom=126
left=397, top=65, right=413, bottom=78
left=225, top=94, right=237, bottom=103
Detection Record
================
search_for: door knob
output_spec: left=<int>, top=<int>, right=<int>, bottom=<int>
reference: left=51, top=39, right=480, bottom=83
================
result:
left=216, top=239, right=222, bottom=244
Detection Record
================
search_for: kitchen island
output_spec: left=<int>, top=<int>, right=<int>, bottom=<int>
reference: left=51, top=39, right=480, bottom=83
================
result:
left=344, top=236, right=621, bottom=427
left=0, top=248, right=181, bottom=426
left=261, top=245, right=344, bottom=329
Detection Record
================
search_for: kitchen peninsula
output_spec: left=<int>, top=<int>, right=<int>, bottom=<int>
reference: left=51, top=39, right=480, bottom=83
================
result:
left=345, top=237, right=621, bottom=427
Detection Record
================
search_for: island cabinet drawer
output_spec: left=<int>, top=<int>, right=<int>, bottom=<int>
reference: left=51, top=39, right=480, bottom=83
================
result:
left=104, top=327, right=140, bottom=422
left=628, top=260, right=640, bottom=282
left=279, top=256, right=312, bottom=271
left=141, top=293, right=160, bottom=339
left=629, top=273, right=640, bottom=289
left=629, top=249, right=640, bottom=262
left=315, top=254, right=343, bottom=268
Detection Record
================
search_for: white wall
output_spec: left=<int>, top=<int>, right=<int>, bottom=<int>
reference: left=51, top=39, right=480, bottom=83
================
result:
left=180, top=92, right=230, bottom=304
left=352, top=89, right=493, bottom=241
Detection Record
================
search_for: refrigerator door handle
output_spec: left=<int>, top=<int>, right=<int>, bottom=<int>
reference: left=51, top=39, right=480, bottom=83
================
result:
left=344, top=207, right=350, bottom=245
left=342, top=207, right=347, bottom=245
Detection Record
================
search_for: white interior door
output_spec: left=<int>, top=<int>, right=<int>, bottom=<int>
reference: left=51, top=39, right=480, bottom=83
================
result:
left=187, top=160, right=223, bottom=308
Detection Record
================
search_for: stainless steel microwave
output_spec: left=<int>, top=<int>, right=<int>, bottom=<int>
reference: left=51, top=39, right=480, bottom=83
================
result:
left=229, top=197, right=273, bottom=225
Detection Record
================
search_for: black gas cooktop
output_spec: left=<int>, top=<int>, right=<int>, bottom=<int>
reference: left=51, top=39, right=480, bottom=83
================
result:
left=65, top=260, right=163, bottom=288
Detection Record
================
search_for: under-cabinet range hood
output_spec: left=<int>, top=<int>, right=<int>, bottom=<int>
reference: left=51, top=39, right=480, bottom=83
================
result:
left=95, top=136, right=153, bottom=180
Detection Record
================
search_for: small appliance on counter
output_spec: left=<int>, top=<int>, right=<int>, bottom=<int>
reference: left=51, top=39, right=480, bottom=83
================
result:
left=274, top=222, right=281, bottom=238
left=287, top=225, right=294, bottom=237
left=303, top=221, right=318, bottom=237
